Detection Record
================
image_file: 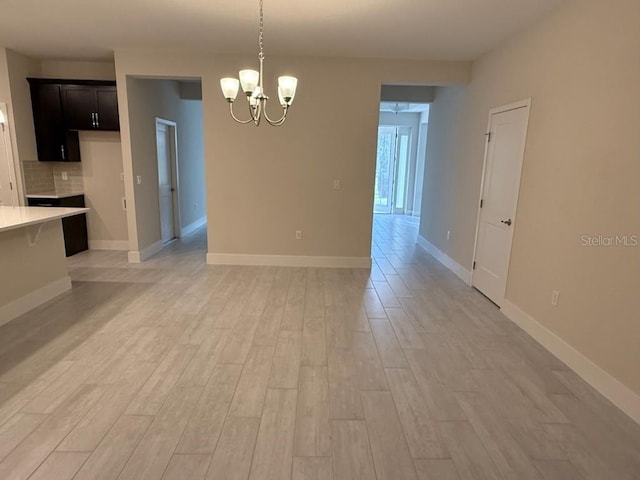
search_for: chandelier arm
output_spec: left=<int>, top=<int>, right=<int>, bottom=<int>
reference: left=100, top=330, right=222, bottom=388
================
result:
left=262, top=101, right=289, bottom=126
left=228, top=102, right=254, bottom=125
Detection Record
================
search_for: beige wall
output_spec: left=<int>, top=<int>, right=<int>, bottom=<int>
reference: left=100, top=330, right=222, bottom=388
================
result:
left=115, top=50, right=470, bottom=259
left=39, top=60, right=115, bottom=80
left=124, top=78, right=206, bottom=251
left=125, top=78, right=175, bottom=250
left=420, top=85, right=476, bottom=258
left=0, top=221, right=67, bottom=310
left=176, top=99, right=206, bottom=229
left=80, top=131, right=128, bottom=247
left=5, top=49, right=39, bottom=164
left=0, top=48, right=40, bottom=201
left=419, top=0, right=640, bottom=394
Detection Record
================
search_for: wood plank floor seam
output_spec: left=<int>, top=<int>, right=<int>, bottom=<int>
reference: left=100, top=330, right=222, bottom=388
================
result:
left=0, top=218, right=637, bottom=480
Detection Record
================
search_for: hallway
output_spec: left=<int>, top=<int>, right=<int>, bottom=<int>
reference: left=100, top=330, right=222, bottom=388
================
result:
left=0, top=218, right=638, bottom=479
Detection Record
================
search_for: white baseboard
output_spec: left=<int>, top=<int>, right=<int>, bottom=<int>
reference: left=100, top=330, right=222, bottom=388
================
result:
left=180, top=216, right=207, bottom=238
left=416, top=234, right=472, bottom=285
left=207, top=253, right=372, bottom=268
left=0, top=276, right=72, bottom=327
left=128, top=240, right=164, bottom=263
left=501, top=299, right=640, bottom=425
left=89, top=240, right=129, bottom=251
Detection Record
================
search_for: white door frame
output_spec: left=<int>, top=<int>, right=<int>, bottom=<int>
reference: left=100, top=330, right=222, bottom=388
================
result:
left=471, top=98, right=532, bottom=298
left=0, top=103, right=20, bottom=206
left=155, top=118, right=181, bottom=240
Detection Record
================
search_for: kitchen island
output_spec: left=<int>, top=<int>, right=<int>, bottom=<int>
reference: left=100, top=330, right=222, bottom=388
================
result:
left=0, top=206, right=89, bottom=327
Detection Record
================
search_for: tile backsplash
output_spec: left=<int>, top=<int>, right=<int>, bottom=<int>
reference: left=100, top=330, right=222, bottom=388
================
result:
left=22, top=161, right=55, bottom=193
left=23, top=161, right=84, bottom=194
left=52, top=164, right=84, bottom=193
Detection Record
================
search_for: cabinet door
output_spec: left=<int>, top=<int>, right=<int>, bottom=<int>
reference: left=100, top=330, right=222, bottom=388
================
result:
left=60, top=195, right=88, bottom=256
left=61, top=214, right=89, bottom=256
left=63, top=85, right=96, bottom=130
left=95, top=87, right=120, bottom=130
left=29, top=83, right=80, bottom=162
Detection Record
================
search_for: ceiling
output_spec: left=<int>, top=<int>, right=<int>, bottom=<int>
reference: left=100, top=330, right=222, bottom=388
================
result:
left=0, top=0, right=565, bottom=61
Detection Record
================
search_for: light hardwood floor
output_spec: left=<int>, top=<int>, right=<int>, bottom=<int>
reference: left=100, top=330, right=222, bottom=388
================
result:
left=0, top=214, right=639, bottom=480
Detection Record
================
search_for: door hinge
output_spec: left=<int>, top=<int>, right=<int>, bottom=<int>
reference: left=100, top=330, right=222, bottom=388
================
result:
left=480, top=199, right=484, bottom=208
left=485, top=132, right=492, bottom=142
left=473, top=261, right=476, bottom=270
left=9, top=181, right=13, bottom=190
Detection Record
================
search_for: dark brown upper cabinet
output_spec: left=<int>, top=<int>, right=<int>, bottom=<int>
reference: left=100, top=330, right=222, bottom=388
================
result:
left=28, top=80, right=81, bottom=162
left=28, top=78, right=119, bottom=162
left=63, top=84, right=119, bottom=131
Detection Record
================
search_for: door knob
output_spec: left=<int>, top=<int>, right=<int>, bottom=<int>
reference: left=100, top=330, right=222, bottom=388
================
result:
left=500, top=219, right=512, bottom=226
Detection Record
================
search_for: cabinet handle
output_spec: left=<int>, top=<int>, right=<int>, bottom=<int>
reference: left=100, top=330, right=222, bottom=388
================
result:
left=61, top=145, right=65, bottom=160
left=91, top=112, right=96, bottom=128
left=95, top=112, right=99, bottom=128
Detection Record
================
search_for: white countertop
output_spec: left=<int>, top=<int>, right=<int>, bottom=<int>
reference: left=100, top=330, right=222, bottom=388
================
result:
left=25, top=191, right=84, bottom=199
left=0, top=206, right=89, bottom=233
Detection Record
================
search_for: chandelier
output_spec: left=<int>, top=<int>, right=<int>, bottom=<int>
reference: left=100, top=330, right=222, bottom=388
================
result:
left=219, top=0, right=298, bottom=127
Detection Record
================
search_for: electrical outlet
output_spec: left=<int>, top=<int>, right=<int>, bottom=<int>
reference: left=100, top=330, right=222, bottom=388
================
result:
left=551, top=290, right=560, bottom=307
left=447, top=230, right=451, bottom=240
left=333, top=179, right=342, bottom=190
left=136, top=175, right=142, bottom=185
left=61, top=171, right=68, bottom=181
left=295, top=230, right=303, bottom=240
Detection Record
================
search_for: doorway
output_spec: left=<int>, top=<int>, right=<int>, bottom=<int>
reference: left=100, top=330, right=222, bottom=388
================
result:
left=374, top=102, right=429, bottom=217
left=472, top=99, right=531, bottom=306
left=156, top=118, right=180, bottom=244
left=375, top=125, right=412, bottom=214
left=0, top=103, right=19, bottom=206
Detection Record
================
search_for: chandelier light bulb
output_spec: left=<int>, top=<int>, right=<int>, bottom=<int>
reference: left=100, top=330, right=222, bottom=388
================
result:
left=239, top=70, right=260, bottom=94
left=277, top=76, right=297, bottom=105
left=220, top=78, right=240, bottom=102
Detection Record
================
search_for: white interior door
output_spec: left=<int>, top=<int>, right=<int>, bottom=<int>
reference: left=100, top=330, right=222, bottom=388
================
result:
left=0, top=105, right=19, bottom=206
left=473, top=102, right=530, bottom=306
left=156, top=121, right=177, bottom=243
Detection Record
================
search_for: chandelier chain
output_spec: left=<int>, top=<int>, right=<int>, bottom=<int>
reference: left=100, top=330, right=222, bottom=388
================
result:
left=258, top=0, right=265, bottom=60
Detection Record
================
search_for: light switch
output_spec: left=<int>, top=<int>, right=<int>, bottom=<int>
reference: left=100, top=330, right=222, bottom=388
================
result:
left=333, top=179, right=342, bottom=190
left=136, top=175, right=142, bottom=185
left=61, top=171, right=68, bottom=181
